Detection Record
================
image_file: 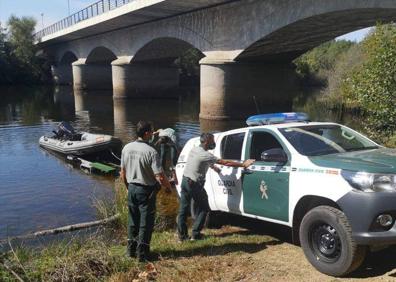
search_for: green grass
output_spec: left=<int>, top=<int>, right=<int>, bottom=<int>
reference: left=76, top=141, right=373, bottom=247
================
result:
left=0, top=226, right=272, bottom=281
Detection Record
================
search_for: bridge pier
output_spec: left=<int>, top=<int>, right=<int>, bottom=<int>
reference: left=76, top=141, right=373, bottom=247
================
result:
left=51, top=65, right=73, bottom=85
left=199, top=58, right=298, bottom=120
left=72, top=59, right=113, bottom=90
left=112, top=60, right=180, bottom=98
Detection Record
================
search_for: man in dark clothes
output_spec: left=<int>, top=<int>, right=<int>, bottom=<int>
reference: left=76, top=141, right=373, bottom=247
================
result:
left=120, top=121, right=172, bottom=261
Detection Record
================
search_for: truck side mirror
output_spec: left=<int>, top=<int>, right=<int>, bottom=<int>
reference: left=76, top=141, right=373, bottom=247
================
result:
left=261, top=148, right=288, bottom=163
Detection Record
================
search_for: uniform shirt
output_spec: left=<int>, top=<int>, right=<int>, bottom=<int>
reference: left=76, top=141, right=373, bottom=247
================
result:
left=183, top=145, right=218, bottom=182
left=121, top=140, right=162, bottom=186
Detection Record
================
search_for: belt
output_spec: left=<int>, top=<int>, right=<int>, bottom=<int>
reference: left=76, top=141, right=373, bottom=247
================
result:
left=184, top=176, right=205, bottom=186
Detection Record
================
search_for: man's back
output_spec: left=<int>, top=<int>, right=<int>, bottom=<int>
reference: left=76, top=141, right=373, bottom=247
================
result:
left=121, top=140, right=161, bottom=186
left=183, top=146, right=218, bottom=182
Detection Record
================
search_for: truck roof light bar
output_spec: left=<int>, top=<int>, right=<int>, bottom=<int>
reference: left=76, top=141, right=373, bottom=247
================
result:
left=246, top=112, right=310, bottom=126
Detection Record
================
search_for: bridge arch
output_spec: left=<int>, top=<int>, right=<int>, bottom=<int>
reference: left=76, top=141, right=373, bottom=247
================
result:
left=52, top=51, right=78, bottom=85
left=59, top=51, right=78, bottom=65
left=73, top=46, right=117, bottom=90
left=132, top=37, right=203, bottom=64
left=112, top=37, right=204, bottom=98
left=86, top=46, right=117, bottom=64
left=234, top=2, right=396, bottom=62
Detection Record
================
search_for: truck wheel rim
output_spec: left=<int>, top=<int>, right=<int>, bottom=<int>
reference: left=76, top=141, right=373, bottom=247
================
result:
left=309, top=222, right=341, bottom=263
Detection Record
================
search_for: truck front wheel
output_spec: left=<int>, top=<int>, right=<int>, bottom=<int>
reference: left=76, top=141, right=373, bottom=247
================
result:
left=299, top=206, right=366, bottom=276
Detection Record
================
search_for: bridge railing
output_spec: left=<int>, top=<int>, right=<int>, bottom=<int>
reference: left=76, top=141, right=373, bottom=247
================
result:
left=35, top=0, right=133, bottom=41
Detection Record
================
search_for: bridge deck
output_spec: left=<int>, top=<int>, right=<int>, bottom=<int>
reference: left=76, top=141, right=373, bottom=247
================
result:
left=36, top=0, right=232, bottom=46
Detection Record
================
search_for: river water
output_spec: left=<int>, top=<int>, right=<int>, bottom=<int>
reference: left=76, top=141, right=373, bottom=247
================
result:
left=0, top=86, right=361, bottom=240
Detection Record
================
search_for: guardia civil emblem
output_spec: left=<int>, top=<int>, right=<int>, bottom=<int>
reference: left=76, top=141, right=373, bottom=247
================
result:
left=260, top=180, right=268, bottom=200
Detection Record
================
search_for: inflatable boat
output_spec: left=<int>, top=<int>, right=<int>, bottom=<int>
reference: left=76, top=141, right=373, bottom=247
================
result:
left=39, top=122, right=118, bottom=156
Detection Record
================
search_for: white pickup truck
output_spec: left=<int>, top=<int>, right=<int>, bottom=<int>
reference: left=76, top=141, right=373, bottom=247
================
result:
left=175, top=113, right=396, bottom=277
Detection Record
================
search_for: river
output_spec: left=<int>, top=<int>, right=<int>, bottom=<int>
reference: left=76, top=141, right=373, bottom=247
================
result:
left=0, top=85, right=361, bottom=240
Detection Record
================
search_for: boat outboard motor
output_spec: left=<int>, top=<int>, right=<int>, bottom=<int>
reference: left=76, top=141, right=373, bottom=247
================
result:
left=54, top=121, right=76, bottom=140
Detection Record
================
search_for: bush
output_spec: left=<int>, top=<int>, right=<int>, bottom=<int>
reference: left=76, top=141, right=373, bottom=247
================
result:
left=322, top=44, right=365, bottom=108
left=341, top=24, right=396, bottom=141
left=294, top=40, right=355, bottom=85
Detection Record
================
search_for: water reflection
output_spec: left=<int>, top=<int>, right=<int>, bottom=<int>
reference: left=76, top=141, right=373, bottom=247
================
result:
left=292, top=88, right=364, bottom=131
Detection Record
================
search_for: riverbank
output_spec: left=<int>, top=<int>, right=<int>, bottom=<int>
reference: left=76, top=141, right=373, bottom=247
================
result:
left=3, top=166, right=395, bottom=280
left=2, top=181, right=396, bottom=281
left=2, top=223, right=396, bottom=281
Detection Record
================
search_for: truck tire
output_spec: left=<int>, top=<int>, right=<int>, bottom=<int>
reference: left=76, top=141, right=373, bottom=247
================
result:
left=299, top=206, right=366, bottom=277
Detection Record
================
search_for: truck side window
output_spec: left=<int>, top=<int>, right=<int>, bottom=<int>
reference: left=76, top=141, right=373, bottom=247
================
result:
left=250, top=132, right=283, bottom=160
left=221, top=132, right=245, bottom=160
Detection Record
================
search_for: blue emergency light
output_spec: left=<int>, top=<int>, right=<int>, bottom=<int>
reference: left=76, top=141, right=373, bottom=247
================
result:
left=246, top=112, right=310, bottom=126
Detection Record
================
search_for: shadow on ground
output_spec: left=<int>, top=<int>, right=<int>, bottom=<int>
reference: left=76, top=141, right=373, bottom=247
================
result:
left=211, top=213, right=293, bottom=243
left=209, top=213, right=396, bottom=279
left=349, top=246, right=396, bottom=278
left=158, top=239, right=282, bottom=259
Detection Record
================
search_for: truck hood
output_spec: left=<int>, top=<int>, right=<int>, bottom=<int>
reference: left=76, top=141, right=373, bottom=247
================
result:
left=309, top=148, right=396, bottom=174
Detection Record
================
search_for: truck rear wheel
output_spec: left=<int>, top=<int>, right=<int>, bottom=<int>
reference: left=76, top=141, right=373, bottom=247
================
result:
left=299, top=206, right=366, bottom=277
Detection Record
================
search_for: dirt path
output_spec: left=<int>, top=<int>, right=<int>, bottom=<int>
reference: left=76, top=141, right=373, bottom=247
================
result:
left=152, top=226, right=396, bottom=282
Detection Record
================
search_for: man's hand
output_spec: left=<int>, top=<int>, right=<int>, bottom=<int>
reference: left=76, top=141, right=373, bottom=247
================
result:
left=155, top=172, right=172, bottom=192
left=242, top=159, right=255, bottom=168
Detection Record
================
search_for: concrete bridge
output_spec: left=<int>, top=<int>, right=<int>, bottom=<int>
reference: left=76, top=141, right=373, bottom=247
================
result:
left=37, top=0, right=396, bottom=120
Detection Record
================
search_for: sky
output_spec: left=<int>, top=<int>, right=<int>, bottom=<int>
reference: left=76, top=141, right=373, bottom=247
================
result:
left=0, top=0, right=372, bottom=41
left=0, top=0, right=93, bottom=30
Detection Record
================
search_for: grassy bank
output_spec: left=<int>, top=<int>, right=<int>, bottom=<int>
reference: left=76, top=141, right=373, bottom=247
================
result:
left=0, top=177, right=276, bottom=281
left=0, top=180, right=271, bottom=281
left=0, top=224, right=272, bottom=281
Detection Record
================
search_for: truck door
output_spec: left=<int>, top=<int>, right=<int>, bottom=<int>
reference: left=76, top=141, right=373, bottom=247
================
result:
left=210, top=131, right=246, bottom=213
left=242, top=129, right=290, bottom=222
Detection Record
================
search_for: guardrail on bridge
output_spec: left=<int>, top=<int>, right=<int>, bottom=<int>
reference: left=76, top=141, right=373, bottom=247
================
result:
left=35, top=0, right=134, bottom=41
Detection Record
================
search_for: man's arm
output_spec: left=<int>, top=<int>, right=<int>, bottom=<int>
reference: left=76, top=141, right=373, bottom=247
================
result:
left=216, top=159, right=255, bottom=168
left=155, top=172, right=173, bottom=192
left=210, top=164, right=221, bottom=173
left=120, top=167, right=128, bottom=189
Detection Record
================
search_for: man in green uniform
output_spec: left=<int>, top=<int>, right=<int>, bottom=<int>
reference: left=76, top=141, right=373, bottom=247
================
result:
left=120, top=121, right=172, bottom=262
left=177, top=133, right=255, bottom=241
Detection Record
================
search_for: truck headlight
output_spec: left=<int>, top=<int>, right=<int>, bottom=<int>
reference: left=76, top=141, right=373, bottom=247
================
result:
left=341, top=170, right=396, bottom=192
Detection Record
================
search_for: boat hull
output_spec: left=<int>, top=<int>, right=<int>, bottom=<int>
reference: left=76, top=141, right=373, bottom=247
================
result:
left=39, top=133, right=118, bottom=156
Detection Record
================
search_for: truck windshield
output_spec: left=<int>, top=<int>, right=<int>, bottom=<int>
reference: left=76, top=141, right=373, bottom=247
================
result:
left=279, top=125, right=378, bottom=156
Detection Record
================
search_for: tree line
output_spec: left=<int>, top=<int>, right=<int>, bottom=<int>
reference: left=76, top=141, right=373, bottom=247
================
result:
left=294, top=24, right=396, bottom=145
left=0, top=16, right=51, bottom=85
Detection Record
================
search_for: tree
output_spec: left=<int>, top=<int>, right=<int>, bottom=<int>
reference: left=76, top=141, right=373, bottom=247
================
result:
left=341, top=24, right=396, bottom=141
left=294, top=40, right=355, bottom=85
left=7, top=15, right=37, bottom=66
left=1, top=15, right=51, bottom=85
left=0, top=21, right=11, bottom=84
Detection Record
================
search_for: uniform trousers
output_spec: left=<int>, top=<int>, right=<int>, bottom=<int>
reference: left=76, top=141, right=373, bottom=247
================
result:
left=177, top=176, right=210, bottom=239
left=127, top=183, right=157, bottom=260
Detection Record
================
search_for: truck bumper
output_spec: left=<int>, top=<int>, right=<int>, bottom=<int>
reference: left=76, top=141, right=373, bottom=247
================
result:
left=337, top=191, right=396, bottom=245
